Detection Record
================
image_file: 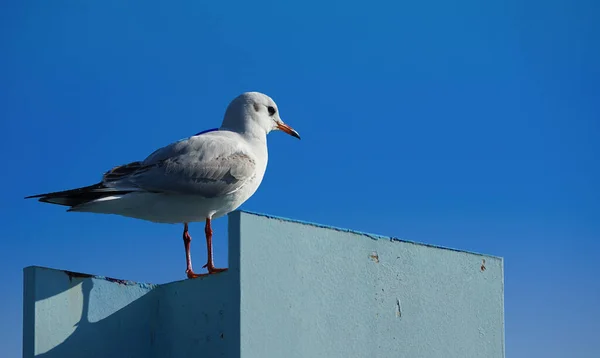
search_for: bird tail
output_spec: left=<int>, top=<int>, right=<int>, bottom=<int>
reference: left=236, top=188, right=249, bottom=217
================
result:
left=25, top=183, right=134, bottom=208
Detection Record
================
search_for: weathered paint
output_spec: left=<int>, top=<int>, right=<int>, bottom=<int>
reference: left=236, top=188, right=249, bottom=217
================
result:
left=234, top=211, right=505, bottom=358
left=23, top=210, right=505, bottom=357
left=23, top=266, right=158, bottom=358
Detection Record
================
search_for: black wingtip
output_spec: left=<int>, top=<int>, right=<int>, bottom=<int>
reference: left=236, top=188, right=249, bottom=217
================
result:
left=24, top=183, right=135, bottom=208
left=24, top=193, right=44, bottom=200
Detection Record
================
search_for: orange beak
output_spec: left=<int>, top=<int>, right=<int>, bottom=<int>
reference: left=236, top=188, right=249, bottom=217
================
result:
left=276, top=122, right=301, bottom=140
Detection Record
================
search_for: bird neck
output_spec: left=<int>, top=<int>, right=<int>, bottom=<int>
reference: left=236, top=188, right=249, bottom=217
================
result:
left=220, top=122, right=267, bottom=143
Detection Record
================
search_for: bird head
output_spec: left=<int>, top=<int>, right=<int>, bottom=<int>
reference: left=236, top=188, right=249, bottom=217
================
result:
left=221, top=92, right=301, bottom=140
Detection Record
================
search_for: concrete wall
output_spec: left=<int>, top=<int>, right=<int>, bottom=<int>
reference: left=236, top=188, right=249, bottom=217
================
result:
left=23, top=267, right=159, bottom=358
left=23, top=210, right=505, bottom=357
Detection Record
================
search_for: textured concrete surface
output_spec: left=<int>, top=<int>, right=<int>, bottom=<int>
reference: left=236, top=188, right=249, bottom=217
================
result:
left=23, top=267, right=234, bottom=358
left=23, top=267, right=159, bottom=358
left=234, top=212, right=505, bottom=358
left=23, top=210, right=505, bottom=358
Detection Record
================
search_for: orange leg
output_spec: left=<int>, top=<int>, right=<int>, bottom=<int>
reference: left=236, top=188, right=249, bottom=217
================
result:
left=183, top=222, right=205, bottom=279
left=201, top=218, right=227, bottom=274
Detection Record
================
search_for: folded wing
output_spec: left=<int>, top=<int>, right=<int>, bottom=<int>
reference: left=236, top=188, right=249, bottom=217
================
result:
left=103, top=133, right=257, bottom=198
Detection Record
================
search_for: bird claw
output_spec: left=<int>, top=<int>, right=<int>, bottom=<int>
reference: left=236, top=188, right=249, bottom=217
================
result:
left=202, top=263, right=228, bottom=275
left=186, top=269, right=208, bottom=279
left=185, top=265, right=227, bottom=279
left=209, top=267, right=228, bottom=274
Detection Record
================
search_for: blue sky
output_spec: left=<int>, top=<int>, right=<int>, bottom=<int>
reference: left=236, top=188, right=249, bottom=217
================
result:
left=1, top=0, right=598, bottom=356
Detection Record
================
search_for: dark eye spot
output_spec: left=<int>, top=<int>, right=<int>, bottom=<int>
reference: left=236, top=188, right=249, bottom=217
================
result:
left=267, top=106, right=276, bottom=116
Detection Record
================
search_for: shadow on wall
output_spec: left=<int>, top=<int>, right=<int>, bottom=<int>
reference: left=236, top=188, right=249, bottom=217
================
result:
left=25, top=267, right=232, bottom=358
left=30, top=271, right=159, bottom=358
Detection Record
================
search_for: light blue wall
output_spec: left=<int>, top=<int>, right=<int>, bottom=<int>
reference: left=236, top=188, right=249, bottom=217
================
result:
left=157, top=272, right=238, bottom=357
left=234, top=212, right=505, bottom=358
left=23, top=267, right=159, bottom=358
left=23, top=211, right=505, bottom=357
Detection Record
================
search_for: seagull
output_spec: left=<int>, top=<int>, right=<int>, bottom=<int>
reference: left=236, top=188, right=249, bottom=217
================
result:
left=25, top=92, right=300, bottom=278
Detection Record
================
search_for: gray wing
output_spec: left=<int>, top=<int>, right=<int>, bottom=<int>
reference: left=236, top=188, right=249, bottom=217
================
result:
left=102, top=133, right=257, bottom=198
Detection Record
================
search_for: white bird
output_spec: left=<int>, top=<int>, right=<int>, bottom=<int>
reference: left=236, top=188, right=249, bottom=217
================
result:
left=26, top=92, right=300, bottom=278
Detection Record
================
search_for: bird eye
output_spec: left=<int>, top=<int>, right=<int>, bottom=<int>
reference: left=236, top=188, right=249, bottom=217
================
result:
left=267, top=106, right=276, bottom=116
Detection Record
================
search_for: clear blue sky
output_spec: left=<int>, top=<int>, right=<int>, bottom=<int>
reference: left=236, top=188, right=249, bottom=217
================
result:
left=1, top=0, right=598, bottom=356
